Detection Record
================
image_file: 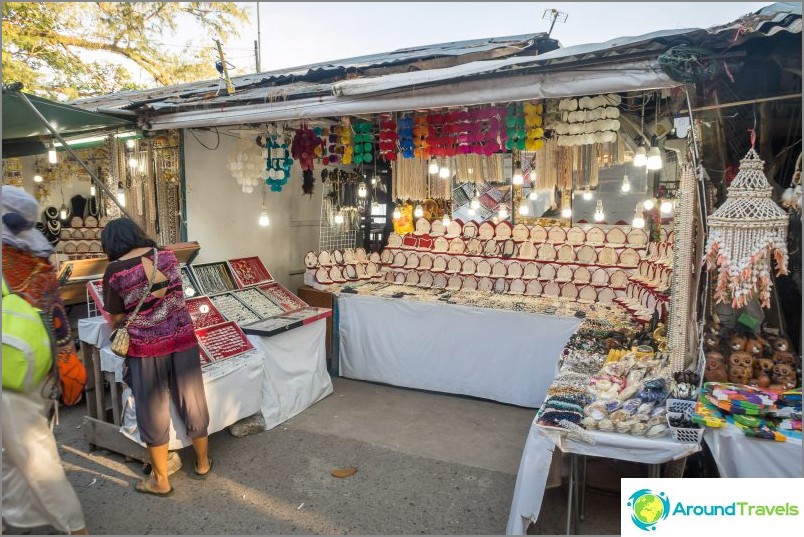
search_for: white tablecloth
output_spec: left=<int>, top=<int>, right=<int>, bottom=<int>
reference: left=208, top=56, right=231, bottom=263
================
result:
left=338, top=294, right=582, bottom=407
left=506, top=421, right=700, bottom=535
left=703, top=424, right=802, bottom=478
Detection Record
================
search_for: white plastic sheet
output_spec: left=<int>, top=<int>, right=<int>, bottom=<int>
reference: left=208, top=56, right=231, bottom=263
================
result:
left=338, top=294, right=581, bottom=407
left=703, top=424, right=802, bottom=478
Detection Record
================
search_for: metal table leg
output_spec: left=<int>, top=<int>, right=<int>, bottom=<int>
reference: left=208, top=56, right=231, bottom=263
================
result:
left=648, top=463, right=662, bottom=478
left=579, top=456, right=588, bottom=521
left=565, top=454, right=577, bottom=535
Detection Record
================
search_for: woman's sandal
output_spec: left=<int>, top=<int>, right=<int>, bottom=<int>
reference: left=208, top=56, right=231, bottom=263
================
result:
left=193, top=457, right=213, bottom=480
left=135, top=478, right=174, bottom=497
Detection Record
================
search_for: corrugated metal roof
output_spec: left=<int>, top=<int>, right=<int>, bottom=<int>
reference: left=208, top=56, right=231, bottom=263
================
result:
left=708, top=1, right=801, bottom=39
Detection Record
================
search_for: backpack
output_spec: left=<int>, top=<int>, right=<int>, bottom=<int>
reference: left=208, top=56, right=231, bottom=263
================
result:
left=2, top=277, right=56, bottom=393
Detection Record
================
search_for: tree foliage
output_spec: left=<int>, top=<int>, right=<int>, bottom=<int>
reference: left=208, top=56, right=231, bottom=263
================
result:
left=2, top=2, right=248, bottom=99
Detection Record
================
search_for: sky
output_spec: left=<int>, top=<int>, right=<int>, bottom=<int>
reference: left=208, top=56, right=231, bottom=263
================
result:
left=202, top=1, right=773, bottom=75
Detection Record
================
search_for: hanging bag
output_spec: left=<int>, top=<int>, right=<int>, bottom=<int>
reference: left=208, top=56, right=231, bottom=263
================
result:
left=110, top=248, right=159, bottom=357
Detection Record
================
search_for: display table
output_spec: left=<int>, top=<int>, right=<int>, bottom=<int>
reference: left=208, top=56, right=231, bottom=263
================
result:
left=703, top=424, right=802, bottom=478
left=506, top=420, right=700, bottom=535
left=337, top=293, right=582, bottom=407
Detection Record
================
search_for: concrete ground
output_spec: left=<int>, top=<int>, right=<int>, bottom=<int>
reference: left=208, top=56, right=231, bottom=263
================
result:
left=4, top=378, right=630, bottom=535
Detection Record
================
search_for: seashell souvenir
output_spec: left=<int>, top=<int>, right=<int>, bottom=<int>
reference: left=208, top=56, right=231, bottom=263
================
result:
left=380, top=249, right=393, bottom=264
left=405, top=271, right=420, bottom=285
left=430, top=219, right=446, bottom=236
left=483, top=239, right=499, bottom=257
left=495, top=221, right=513, bottom=240
left=618, top=248, right=641, bottom=267
left=557, top=244, right=575, bottom=263
left=446, top=257, right=462, bottom=274
left=537, top=243, right=557, bottom=261
left=401, top=234, right=418, bottom=249
left=315, top=267, right=333, bottom=284
left=369, top=251, right=381, bottom=264
left=606, top=227, right=627, bottom=246
left=447, top=274, right=463, bottom=290
left=445, top=220, right=462, bottom=239
left=647, top=242, right=659, bottom=261
left=543, top=281, right=560, bottom=297
left=539, top=264, right=557, bottom=281
left=462, top=221, right=478, bottom=238
left=660, top=227, right=669, bottom=241
left=478, top=221, right=495, bottom=240
left=391, top=252, right=407, bottom=268
left=76, top=242, right=90, bottom=253
left=387, top=233, right=403, bottom=248
left=304, top=251, right=318, bottom=269
left=508, top=278, right=526, bottom=295
left=394, top=271, right=407, bottom=284
left=658, top=242, right=668, bottom=260
left=460, top=258, right=477, bottom=275
left=530, top=224, right=547, bottom=243
left=659, top=268, right=671, bottom=290
left=355, top=247, right=368, bottom=263
left=419, top=271, right=435, bottom=288
left=523, top=262, right=539, bottom=279
left=597, top=287, right=616, bottom=304
left=475, top=259, right=492, bottom=277
left=419, top=254, right=434, bottom=270
left=405, top=253, right=420, bottom=269
left=330, top=266, right=346, bottom=283
left=525, top=279, right=543, bottom=296
left=461, top=275, right=478, bottom=291
left=318, top=250, right=333, bottom=266
left=466, top=238, right=483, bottom=255
left=432, top=255, right=448, bottom=273
left=343, top=249, right=357, bottom=264
left=501, top=239, right=515, bottom=258
left=556, top=265, right=573, bottom=283
left=517, top=241, right=536, bottom=259
left=491, top=261, right=507, bottom=278
left=477, top=276, right=494, bottom=293
left=512, top=223, right=529, bottom=242
left=433, top=236, right=449, bottom=253
left=344, top=265, right=358, bottom=280
left=85, top=215, right=98, bottom=228
left=70, top=216, right=83, bottom=228
left=417, top=236, right=434, bottom=251
left=576, top=245, right=597, bottom=265
left=586, top=227, right=605, bottom=245
left=578, top=285, right=597, bottom=303
left=598, top=246, right=618, bottom=266
left=414, top=218, right=431, bottom=235
left=667, top=229, right=675, bottom=244
left=493, top=277, right=508, bottom=294
left=591, top=268, right=609, bottom=286
left=89, top=242, right=102, bottom=253
left=507, top=262, right=524, bottom=279
left=573, top=266, right=591, bottom=284
left=70, top=229, right=83, bottom=240
left=626, top=228, right=648, bottom=247
left=448, top=237, right=465, bottom=254
left=547, top=226, right=566, bottom=244
left=366, top=262, right=380, bottom=277
left=610, top=269, right=629, bottom=289
left=384, top=271, right=396, bottom=283
left=561, top=282, right=578, bottom=300
left=566, top=226, right=585, bottom=245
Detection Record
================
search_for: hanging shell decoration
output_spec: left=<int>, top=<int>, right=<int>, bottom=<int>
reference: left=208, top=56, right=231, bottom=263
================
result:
left=704, top=148, right=789, bottom=308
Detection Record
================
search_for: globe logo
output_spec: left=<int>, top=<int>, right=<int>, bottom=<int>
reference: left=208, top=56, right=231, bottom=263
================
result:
left=627, top=489, right=670, bottom=531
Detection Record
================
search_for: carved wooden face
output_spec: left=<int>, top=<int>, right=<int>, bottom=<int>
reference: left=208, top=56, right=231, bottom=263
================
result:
left=728, top=334, right=747, bottom=352
left=729, top=351, right=753, bottom=370
left=703, top=333, right=720, bottom=349
left=728, top=365, right=752, bottom=383
left=772, top=363, right=795, bottom=382
left=770, top=337, right=790, bottom=353
left=754, top=357, right=775, bottom=375
left=773, top=351, right=797, bottom=367
left=744, top=338, right=763, bottom=355
left=705, top=351, right=725, bottom=368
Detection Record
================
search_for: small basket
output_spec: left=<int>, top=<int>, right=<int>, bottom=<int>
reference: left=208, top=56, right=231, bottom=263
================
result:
left=666, top=398, right=696, bottom=414
left=666, top=412, right=704, bottom=444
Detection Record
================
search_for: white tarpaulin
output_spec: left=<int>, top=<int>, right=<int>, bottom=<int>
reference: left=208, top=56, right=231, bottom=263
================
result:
left=703, top=424, right=802, bottom=478
left=338, top=294, right=581, bottom=407
left=506, top=422, right=700, bottom=534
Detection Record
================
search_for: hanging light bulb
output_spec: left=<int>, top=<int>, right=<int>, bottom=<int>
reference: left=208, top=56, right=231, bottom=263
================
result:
left=428, top=158, right=439, bottom=175
left=128, top=155, right=138, bottom=168
left=441, top=213, right=450, bottom=226
left=518, top=201, right=529, bottom=216
left=126, top=139, right=136, bottom=149
left=582, top=188, right=593, bottom=201
left=414, top=204, right=424, bottom=218
left=47, top=143, right=58, bottom=165
left=634, top=146, right=648, bottom=167
left=357, top=182, right=367, bottom=198
left=33, top=171, right=43, bottom=183
left=470, top=192, right=481, bottom=210
left=438, top=164, right=450, bottom=179
left=59, top=204, right=68, bottom=220
left=370, top=176, right=379, bottom=186
left=371, top=201, right=380, bottom=214
left=498, top=205, right=509, bottom=220
left=393, top=206, right=402, bottom=220
left=561, top=204, right=572, bottom=219
left=621, top=173, right=631, bottom=193
left=258, top=205, right=270, bottom=226
left=117, top=182, right=126, bottom=207
left=660, top=199, right=673, bottom=215
left=643, top=198, right=655, bottom=211
left=646, top=146, right=663, bottom=171
left=512, top=164, right=524, bottom=186
left=467, top=207, right=476, bottom=216
left=528, top=190, right=538, bottom=201
left=593, top=200, right=605, bottom=222
left=334, top=212, right=345, bottom=225
left=632, top=202, right=645, bottom=229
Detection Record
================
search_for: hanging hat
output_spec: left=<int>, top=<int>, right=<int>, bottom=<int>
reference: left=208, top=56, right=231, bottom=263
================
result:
left=704, top=148, right=789, bottom=308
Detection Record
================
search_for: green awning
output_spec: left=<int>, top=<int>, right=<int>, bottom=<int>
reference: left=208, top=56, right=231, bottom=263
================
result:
left=2, top=91, right=132, bottom=157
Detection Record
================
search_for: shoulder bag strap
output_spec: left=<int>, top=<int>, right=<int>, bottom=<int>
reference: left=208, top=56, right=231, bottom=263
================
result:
left=122, top=248, right=159, bottom=328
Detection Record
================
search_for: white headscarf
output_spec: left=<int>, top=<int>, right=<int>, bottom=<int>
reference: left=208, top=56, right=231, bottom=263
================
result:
left=2, top=185, right=54, bottom=258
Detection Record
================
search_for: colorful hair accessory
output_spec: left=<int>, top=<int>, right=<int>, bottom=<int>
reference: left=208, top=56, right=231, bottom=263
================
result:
left=378, top=114, right=398, bottom=162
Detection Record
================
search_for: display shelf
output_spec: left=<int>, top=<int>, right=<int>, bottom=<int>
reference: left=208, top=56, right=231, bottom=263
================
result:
left=231, top=287, right=285, bottom=319
left=194, top=321, right=254, bottom=361
left=209, top=292, right=261, bottom=325
left=185, top=296, right=228, bottom=328
left=258, top=282, right=309, bottom=312
left=227, top=256, right=274, bottom=288
left=241, top=307, right=332, bottom=337
left=191, top=261, right=238, bottom=295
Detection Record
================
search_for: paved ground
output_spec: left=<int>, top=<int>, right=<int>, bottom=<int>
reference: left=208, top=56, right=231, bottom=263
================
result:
left=4, top=378, right=629, bottom=535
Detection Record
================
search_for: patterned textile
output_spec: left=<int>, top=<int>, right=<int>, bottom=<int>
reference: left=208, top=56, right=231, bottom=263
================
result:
left=2, top=244, right=75, bottom=361
left=102, top=249, right=197, bottom=357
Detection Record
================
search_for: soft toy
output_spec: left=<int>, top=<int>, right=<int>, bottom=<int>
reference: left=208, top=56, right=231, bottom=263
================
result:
left=728, top=351, right=754, bottom=385
left=773, top=351, right=798, bottom=367
left=727, top=332, right=748, bottom=353
left=704, top=352, right=729, bottom=383
left=703, top=331, right=721, bottom=351
left=753, top=357, right=775, bottom=378
left=769, top=337, right=792, bottom=354
left=770, top=363, right=797, bottom=391
left=743, top=337, right=764, bottom=358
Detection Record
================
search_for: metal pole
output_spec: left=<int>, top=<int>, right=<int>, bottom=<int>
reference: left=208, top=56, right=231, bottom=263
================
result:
left=9, top=86, right=134, bottom=220
left=256, top=2, right=262, bottom=73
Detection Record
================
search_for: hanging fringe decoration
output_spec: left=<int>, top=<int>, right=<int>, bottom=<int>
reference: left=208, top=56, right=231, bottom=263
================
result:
left=704, top=148, right=789, bottom=308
